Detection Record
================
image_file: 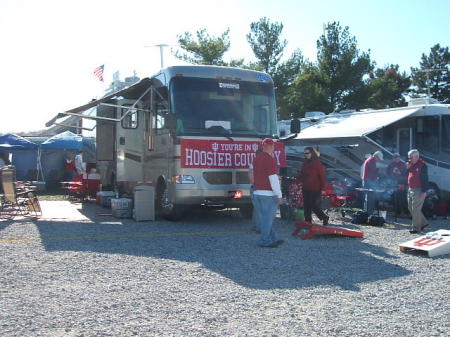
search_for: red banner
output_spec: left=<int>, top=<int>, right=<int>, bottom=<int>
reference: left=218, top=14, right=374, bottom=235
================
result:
left=181, top=139, right=286, bottom=169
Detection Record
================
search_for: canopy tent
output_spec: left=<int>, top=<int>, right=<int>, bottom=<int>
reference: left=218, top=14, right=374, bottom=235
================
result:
left=0, top=133, right=38, bottom=180
left=294, top=106, right=422, bottom=143
left=41, top=131, right=84, bottom=150
left=38, top=131, right=96, bottom=185
left=0, top=133, right=38, bottom=150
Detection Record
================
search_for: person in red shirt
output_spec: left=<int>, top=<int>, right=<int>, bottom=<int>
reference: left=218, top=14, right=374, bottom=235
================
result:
left=252, top=138, right=284, bottom=248
left=387, top=153, right=408, bottom=217
left=297, top=147, right=329, bottom=225
left=361, top=151, right=383, bottom=215
left=406, top=149, right=429, bottom=234
left=63, top=152, right=76, bottom=181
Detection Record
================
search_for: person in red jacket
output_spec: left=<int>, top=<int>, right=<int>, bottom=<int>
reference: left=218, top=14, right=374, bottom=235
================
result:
left=406, top=149, right=429, bottom=234
left=361, top=151, right=383, bottom=215
left=298, top=147, right=329, bottom=225
left=387, top=153, right=408, bottom=217
left=63, top=152, right=76, bottom=181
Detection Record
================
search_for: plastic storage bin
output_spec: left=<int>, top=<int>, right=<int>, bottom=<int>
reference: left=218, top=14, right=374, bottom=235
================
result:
left=111, top=198, right=133, bottom=218
left=97, top=191, right=115, bottom=208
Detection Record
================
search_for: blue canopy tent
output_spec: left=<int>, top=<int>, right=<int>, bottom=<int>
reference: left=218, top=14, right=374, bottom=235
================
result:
left=0, top=133, right=38, bottom=180
left=39, top=131, right=96, bottom=185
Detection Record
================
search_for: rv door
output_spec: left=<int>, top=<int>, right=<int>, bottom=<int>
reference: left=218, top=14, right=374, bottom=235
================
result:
left=397, top=128, right=412, bottom=157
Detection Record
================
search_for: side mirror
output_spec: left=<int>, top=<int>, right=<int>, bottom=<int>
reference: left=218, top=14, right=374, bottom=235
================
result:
left=164, top=113, right=176, bottom=129
left=290, top=119, right=301, bottom=134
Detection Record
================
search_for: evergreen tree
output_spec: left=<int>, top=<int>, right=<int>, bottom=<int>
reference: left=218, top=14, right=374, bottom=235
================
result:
left=286, top=64, right=333, bottom=118
left=316, top=22, right=373, bottom=111
left=246, top=17, right=287, bottom=75
left=272, top=49, right=307, bottom=119
left=411, top=44, right=450, bottom=103
left=174, top=28, right=232, bottom=65
left=366, top=65, right=411, bottom=109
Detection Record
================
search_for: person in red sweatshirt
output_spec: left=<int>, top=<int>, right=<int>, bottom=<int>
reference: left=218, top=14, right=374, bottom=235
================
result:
left=361, top=151, right=383, bottom=215
left=298, top=147, right=329, bottom=225
left=406, top=149, right=429, bottom=234
left=252, top=138, right=284, bottom=248
left=387, top=153, right=408, bottom=217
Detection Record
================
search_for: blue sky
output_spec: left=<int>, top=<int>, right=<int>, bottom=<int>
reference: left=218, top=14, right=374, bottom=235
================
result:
left=0, top=0, right=449, bottom=133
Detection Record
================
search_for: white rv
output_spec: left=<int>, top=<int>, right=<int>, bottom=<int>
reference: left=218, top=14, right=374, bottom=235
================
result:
left=282, top=100, right=450, bottom=196
left=47, top=66, right=285, bottom=220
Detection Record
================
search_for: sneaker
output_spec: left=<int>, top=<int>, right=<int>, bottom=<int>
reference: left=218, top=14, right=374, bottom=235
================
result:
left=322, top=215, right=329, bottom=226
left=420, top=224, right=429, bottom=231
left=260, top=240, right=284, bottom=248
left=275, top=239, right=284, bottom=247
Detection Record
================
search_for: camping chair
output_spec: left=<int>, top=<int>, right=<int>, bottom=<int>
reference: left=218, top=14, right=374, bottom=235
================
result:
left=0, top=167, right=41, bottom=219
left=321, top=182, right=358, bottom=217
left=86, top=174, right=101, bottom=199
left=61, top=173, right=86, bottom=202
left=62, top=173, right=100, bottom=202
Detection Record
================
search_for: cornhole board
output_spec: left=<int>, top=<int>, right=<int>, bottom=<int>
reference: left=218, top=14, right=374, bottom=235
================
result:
left=399, top=230, right=450, bottom=257
left=292, top=221, right=364, bottom=240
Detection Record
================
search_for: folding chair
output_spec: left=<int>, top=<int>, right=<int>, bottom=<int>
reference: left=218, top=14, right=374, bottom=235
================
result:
left=0, top=167, right=41, bottom=219
left=86, top=177, right=101, bottom=199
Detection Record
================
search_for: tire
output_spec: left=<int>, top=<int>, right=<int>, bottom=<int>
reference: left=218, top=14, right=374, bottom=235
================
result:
left=239, top=204, right=253, bottom=219
left=158, top=184, right=185, bottom=221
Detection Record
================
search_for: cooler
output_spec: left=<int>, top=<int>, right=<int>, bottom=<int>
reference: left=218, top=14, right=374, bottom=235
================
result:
left=133, top=185, right=155, bottom=221
left=97, top=191, right=116, bottom=208
left=111, top=198, right=133, bottom=218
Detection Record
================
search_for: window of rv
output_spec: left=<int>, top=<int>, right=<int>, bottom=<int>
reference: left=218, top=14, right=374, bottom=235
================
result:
left=415, top=116, right=439, bottom=153
left=442, top=115, right=450, bottom=153
left=170, top=77, right=277, bottom=137
left=120, top=104, right=138, bottom=129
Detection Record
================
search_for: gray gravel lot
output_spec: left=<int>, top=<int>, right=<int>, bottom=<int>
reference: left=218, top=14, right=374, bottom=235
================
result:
left=1, top=200, right=449, bottom=337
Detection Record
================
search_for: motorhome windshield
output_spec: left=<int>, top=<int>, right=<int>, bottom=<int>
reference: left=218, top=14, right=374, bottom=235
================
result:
left=170, top=77, right=277, bottom=137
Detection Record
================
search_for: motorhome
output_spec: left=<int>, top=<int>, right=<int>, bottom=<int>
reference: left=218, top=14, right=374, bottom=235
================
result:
left=281, top=100, right=450, bottom=197
left=47, top=65, right=285, bottom=220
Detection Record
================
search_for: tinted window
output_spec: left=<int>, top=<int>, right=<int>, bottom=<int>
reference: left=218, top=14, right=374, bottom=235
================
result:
left=442, top=116, right=450, bottom=153
left=415, top=116, right=439, bottom=153
left=170, top=77, right=277, bottom=137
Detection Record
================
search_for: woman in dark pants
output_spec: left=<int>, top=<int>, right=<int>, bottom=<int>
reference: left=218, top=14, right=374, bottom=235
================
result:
left=298, top=147, right=329, bottom=225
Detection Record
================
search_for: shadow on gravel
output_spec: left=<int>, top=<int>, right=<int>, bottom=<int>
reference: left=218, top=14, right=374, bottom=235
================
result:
left=33, top=202, right=411, bottom=291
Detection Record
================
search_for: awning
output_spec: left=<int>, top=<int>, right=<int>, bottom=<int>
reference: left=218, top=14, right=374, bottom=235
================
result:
left=45, top=78, right=152, bottom=127
left=294, top=106, right=423, bottom=141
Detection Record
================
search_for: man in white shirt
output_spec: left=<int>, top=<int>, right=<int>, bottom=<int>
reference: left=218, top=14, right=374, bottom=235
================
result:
left=75, top=151, right=85, bottom=174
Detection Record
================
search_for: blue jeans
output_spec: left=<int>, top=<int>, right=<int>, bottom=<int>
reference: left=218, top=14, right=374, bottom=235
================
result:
left=253, top=194, right=279, bottom=246
left=250, top=187, right=260, bottom=232
left=363, top=180, right=376, bottom=215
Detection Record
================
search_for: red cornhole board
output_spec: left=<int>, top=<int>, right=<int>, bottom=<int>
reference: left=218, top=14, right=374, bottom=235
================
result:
left=292, top=221, right=364, bottom=240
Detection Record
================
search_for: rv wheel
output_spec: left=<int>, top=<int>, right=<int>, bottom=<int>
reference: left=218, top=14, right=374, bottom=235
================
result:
left=159, top=185, right=185, bottom=221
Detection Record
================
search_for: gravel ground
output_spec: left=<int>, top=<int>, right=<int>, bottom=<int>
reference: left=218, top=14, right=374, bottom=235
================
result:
left=1, top=200, right=449, bottom=337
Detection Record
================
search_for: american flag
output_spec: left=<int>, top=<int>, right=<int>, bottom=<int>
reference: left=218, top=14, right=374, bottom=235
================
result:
left=93, top=64, right=104, bottom=81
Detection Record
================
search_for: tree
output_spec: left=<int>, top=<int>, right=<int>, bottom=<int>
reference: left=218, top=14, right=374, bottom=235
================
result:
left=365, top=65, right=411, bottom=109
left=246, top=17, right=287, bottom=75
left=174, top=28, right=231, bottom=65
left=316, top=22, right=373, bottom=111
left=272, top=49, right=307, bottom=119
left=410, top=43, right=450, bottom=103
left=285, top=64, right=333, bottom=118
